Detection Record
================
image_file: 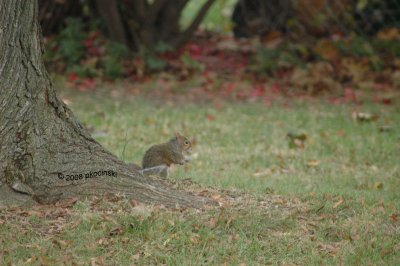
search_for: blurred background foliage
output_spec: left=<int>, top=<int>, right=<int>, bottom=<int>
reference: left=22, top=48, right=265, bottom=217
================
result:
left=39, top=0, right=400, bottom=85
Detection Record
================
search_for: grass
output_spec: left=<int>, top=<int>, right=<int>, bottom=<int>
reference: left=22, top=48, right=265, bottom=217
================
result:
left=1, top=83, right=400, bottom=265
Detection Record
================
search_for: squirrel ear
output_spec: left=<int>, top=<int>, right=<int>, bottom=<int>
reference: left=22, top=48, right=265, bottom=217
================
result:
left=175, top=132, right=181, bottom=138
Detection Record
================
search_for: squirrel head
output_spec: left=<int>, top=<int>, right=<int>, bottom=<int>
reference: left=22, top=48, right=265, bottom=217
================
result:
left=173, top=132, right=192, bottom=153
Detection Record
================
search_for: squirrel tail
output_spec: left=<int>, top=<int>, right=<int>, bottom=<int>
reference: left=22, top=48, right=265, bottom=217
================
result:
left=140, top=165, right=168, bottom=177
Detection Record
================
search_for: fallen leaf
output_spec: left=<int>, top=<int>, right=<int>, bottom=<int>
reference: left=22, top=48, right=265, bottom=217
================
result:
left=287, top=132, right=307, bottom=149
left=253, top=168, right=273, bottom=177
left=318, top=243, right=340, bottom=256
left=342, top=58, right=369, bottom=83
left=130, top=199, right=139, bottom=207
left=68, top=72, right=78, bottom=82
left=374, top=182, right=383, bottom=190
left=377, top=27, right=400, bottom=41
left=389, top=213, right=398, bottom=222
left=380, top=248, right=393, bottom=258
left=25, top=257, right=37, bottom=264
left=190, top=234, right=201, bottom=244
left=379, top=125, right=393, bottom=132
left=55, top=197, right=78, bottom=208
left=121, top=237, right=130, bottom=244
left=90, top=257, right=105, bottom=266
left=352, top=112, right=379, bottom=122
left=206, top=114, right=216, bottom=121
left=52, top=239, right=69, bottom=249
left=381, top=98, right=393, bottom=105
left=306, top=160, right=320, bottom=167
left=109, top=227, right=123, bottom=236
left=314, top=39, right=340, bottom=61
left=344, top=87, right=357, bottom=102
left=333, top=198, right=344, bottom=209
left=206, top=216, right=219, bottom=229
left=225, top=217, right=233, bottom=229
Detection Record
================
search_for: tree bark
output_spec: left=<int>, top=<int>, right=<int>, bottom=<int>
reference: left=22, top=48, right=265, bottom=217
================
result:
left=38, top=0, right=82, bottom=36
left=0, top=1, right=214, bottom=208
left=122, top=0, right=216, bottom=51
left=95, top=0, right=129, bottom=46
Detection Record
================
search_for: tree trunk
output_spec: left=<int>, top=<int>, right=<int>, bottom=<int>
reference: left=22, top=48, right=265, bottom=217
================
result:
left=122, top=0, right=216, bottom=51
left=95, top=0, right=129, bottom=47
left=0, top=1, right=214, bottom=209
left=38, top=0, right=82, bottom=36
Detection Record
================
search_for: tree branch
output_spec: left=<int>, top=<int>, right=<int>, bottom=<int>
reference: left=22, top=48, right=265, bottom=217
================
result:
left=148, top=0, right=167, bottom=23
left=173, top=0, right=216, bottom=48
left=124, top=0, right=147, bottom=22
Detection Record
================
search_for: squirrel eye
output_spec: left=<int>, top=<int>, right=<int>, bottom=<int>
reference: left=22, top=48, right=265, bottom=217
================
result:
left=184, top=141, right=189, bottom=145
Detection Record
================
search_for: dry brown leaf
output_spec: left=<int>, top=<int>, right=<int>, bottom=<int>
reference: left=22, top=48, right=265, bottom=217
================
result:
left=333, top=198, right=344, bottom=209
left=374, top=182, right=383, bottom=190
left=306, top=160, right=320, bottom=167
left=389, top=213, right=398, bottom=222
left=52, top=239, right=70, bottom=249
left=109, top=227, right=123, bottom=236
left=132, top=253, right=141, bottom=260
left=391, top=70, right=400, bottom=88
left=261, top=31, right=283, bottom=49
left=90, top=256, right=105, bottom=266
left=101, top=214, right=118, bottom=224
left=318, top=243, right=340, bottom=256
left=225, top=217, right=233, bottom=229
left=211, top=193, right=229, bottom=207
left=352, top=112, right=378, bottom=122
left=380, top=248, right=393, bottom=258
left=253, top=168, right=273, bottom=177
left=314, top=39, right=340, bottom=61
left=121, top=237, right=130, bottom=244
left=190, top=234, right=201, bottom=245
left=130, top=198, right=139, bottom=207
left=55, top=197, right=78, bottom=208
left=206, top=216, right=219, bottom=229
left=25, top=256, right=37, bottom=264
left=341, top=58, right=370, bottom=83
left=377, top=28, right=400, bottom=41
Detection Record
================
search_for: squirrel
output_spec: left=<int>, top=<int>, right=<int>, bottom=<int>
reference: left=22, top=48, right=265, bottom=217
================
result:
left=138, top=132, right=192, bottom=177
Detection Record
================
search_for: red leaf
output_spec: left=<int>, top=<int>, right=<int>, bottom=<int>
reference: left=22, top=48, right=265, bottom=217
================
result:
left=76, top=78, right=96, bottom=91
left=270, top=83, right=282, bottom=94
left=82, top=39, right=93, bottom=49
left=344, top=87, right=357, bottom=102
left=88, top=47, right=101, bottom=57
left=251, top=85, right=266, bottom=97
left=206, top=114, right=216, bottom=121
left=236, top=91, right=247, bottom=100
left=68, top=72, right=78, bottom=82
left=328, top=97, right=344, bottom=105
left=381, top=98, right=393, bottom=105
left=221, top=82, right=235, bottom=96
left=82, top=78, right=96, bottom=90
left=188, top=44, right=202, bottom=58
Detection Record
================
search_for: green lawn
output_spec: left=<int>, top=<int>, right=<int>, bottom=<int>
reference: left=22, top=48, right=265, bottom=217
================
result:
left=1, top=83, right=399, bottom=265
